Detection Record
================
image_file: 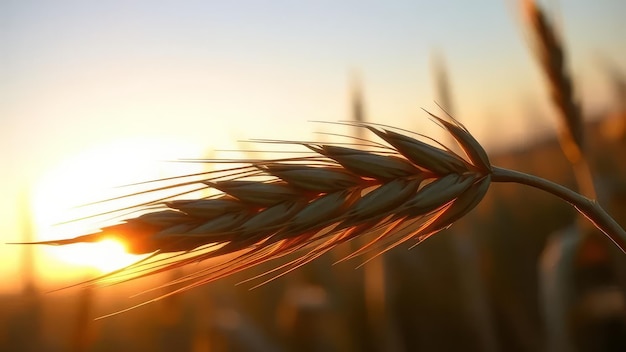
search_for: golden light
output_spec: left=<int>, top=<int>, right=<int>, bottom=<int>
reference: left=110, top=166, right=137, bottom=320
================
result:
left=32, top=136, right=204, bottom=278
left=44, top=238, right=140, bottom=274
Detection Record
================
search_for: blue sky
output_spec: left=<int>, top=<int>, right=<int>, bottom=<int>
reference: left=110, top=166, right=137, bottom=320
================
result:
left=1, top=0, right=625, bottom=290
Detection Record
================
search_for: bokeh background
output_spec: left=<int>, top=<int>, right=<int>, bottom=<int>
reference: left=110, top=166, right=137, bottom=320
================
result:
left=2, top=0, right=626, bottom=351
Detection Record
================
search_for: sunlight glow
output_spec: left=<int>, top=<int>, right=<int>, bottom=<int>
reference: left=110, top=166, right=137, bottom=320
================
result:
left=31, top=137, right=204, bottom=279
left=46, top=238, right=141, bottom=274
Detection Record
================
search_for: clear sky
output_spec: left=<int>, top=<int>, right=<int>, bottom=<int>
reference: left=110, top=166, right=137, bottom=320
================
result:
left=1, top=0, right=625, bottom=292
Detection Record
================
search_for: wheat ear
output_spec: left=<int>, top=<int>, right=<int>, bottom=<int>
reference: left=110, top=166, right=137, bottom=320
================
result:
left=522, top=0, right=583, bottom=161
left=24, top=113, right=626, bottom=296
left=522, top=0, right=598, bottom=198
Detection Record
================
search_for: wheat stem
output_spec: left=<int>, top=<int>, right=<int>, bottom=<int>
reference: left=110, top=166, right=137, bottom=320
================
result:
left=24, top=114, right=626, bottom=302
left=491, top=166, right=626, bottom=253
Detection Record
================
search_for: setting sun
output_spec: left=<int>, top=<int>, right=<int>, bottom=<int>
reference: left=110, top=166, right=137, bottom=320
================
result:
left=43, top=238, right=140, bottom=274
left=31, top=137, right=203, bottom=277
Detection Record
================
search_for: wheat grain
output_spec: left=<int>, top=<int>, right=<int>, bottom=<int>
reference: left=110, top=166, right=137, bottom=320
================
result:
left=23, top=110, right=626, bottom=313
left=33, top=114, right=491, bottom=293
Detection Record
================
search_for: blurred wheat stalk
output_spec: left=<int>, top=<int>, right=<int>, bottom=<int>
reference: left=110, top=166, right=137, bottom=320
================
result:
left=521, top=1, right=625, bottom=351
left=521, top=0, right=595, bottom=198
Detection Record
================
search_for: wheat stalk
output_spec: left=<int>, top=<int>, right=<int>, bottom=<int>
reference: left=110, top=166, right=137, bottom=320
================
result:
left=522, top=0, right=584, bottom=163
left=521, top=2, right=621, bottom=350
left=24, top=112, right=626, bottom=307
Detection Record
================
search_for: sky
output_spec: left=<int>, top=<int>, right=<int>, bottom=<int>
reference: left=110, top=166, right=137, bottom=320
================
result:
left=1, top=0, right=625, bottom=292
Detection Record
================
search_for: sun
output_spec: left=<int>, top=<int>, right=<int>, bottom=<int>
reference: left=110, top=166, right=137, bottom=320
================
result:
left=31, top=136, right=204, bottom=277
left=44, top=238, right=141, bottom=274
